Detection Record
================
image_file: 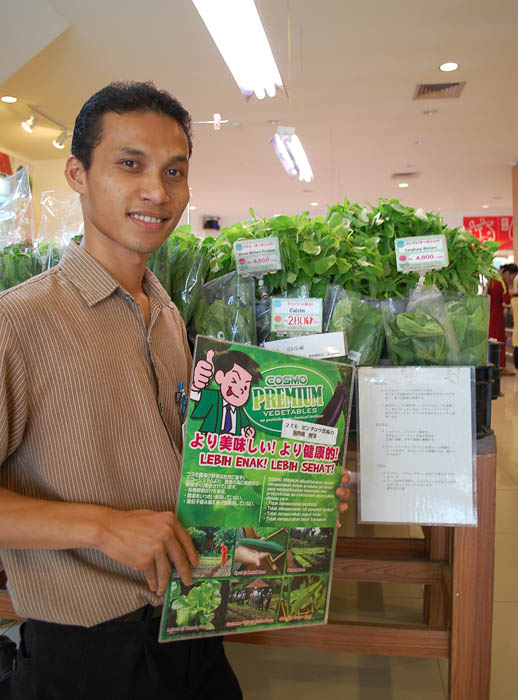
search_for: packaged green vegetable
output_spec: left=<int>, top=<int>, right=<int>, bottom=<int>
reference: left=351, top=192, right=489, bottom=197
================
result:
left=168, top=228, right=211, bottom=324
left=444, top=294, right=490, bottom=366
left=323, top=285, right=385, bottom=365
left=383, top=286, right=460, bottom=366
left=189, top=271, right=256, bottom=345
left=34, top=190, right=84, bottom=273
left=0, top=245, right=33, bottom=291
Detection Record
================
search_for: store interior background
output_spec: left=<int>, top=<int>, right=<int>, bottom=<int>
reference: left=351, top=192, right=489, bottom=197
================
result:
left=1, top=0, right=518, bottom=698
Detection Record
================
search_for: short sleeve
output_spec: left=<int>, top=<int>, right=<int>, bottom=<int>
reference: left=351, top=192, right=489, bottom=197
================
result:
left=0, top=310, right=28, bottom=464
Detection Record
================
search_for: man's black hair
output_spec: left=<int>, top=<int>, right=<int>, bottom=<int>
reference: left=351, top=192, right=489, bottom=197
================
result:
left=71, top=81, right=193, bottom=170
left=502, top=263, right=518, bottom=275
left=213, top=350, right=263, bottom=385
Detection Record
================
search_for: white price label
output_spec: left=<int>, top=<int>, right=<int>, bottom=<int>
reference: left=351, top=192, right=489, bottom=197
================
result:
left=281, top=418, right=338, bottom=446
left=270, top=298, right=323, bottom=333
left=234, top=237, right=282, bottom=275
left=265, top=332, right=346, bottom=360
left=395, top=235, right=449, bottom=273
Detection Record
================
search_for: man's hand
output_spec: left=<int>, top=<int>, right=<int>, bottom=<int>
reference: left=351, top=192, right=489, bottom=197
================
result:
left=336, top=470, right=351, bottom=522
left=95, top=508, right=199, bottom=596
left=242, top=425, right=255, bottom=439
left=192, top=349, right=215, bottom=391
left=234, top=545, right=269, bottom=568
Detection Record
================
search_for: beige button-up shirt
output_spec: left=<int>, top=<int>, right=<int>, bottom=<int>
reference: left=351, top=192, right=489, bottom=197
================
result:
left=0, top=243, right=191, bottom=626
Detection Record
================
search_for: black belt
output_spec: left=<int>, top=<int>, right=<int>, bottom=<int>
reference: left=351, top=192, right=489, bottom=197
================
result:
left=111, top=604, right=162, bottom=624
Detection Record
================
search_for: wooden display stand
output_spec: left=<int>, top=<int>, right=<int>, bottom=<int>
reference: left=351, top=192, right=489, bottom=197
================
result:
left=227, top=436, right=496, bottom=700
left=0, top=438, right=496, bottom=698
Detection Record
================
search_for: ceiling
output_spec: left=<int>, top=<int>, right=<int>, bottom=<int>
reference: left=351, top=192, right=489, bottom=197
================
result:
left=1, top=0, right=517, bottom=228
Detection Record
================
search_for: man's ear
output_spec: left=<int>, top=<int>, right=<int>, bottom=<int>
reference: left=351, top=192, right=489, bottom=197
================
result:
left=65, top=155, right=87, bottom=195
left=214, top=370, right=224, bottom=386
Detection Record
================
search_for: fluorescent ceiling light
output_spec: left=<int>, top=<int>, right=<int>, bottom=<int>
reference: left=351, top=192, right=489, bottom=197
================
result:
left=270, top=128, right=314, bottom=183
left=482, top=204, right=489, bottom=209
left=440, top=61, right=459, bottom=72
left=398, top=182, right=409, bottom=188
left=1, top=96, right=17, bottom=103
left=310, top=202, right=319, bottom=207
left=192, top=0, right=284, bottom=100
left=21, top=114, right=38, bottom=133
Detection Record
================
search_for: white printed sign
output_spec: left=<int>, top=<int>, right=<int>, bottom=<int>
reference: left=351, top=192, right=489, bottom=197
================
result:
left=270, top=298, right=323, bottom=333
left=281, top=418, right=338, bottom=446
left=264, top=332, right=346, bottom=360
left=395, top=235, right=449, bottom=273
left=357, top=366, right=476, bottom=526
left=234, top=237, right=282, bottom=275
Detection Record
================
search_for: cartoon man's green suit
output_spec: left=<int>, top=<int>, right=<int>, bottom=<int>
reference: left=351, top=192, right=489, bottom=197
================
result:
left=190, top=348, right=262, bottom=437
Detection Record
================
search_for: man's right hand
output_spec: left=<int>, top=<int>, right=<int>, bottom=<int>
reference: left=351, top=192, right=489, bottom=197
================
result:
left=192, top=349, right=215, bottom=391
left=95, top=508, right=199, bottom=596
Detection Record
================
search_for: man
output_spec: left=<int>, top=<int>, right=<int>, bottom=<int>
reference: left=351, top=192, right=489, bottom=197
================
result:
left=0, top=81, right=350, bottom=699
left=190, top=348, right=261, bottom=437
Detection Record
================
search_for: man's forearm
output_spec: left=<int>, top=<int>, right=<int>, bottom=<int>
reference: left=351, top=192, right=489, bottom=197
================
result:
left=0, top=487, right=106, bottom=551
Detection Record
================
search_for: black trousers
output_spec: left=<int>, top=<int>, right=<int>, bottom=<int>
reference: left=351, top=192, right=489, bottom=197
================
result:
left=9, top=612, right=242, bottom=700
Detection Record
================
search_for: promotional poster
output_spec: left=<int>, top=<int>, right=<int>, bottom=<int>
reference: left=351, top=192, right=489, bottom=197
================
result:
left=160, top=337, right=354, bottom=642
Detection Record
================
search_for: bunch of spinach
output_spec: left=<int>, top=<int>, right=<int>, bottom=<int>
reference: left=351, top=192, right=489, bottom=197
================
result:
left=445, top=295, right=490, bottom=366
left=0, top=245, right=34, bottom=291
left=190, top=271, right=256, bottom=345
left=168, top=227, right=211, bottom=324
left=324, top=285, right=385, bottom=365
left=170, top=580, right=222, bottom=629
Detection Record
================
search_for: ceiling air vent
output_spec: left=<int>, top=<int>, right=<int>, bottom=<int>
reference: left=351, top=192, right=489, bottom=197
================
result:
left=413, top=82, right=466, bottom=100
left=391, top=172, right=420, bottom=180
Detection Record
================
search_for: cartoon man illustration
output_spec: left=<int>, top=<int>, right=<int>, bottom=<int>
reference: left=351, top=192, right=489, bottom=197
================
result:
left=190, top=348, right=262, bottom=437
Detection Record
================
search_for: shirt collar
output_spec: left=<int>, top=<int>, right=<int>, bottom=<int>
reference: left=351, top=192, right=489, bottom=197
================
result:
left=60, top=242, right=171, bottom=308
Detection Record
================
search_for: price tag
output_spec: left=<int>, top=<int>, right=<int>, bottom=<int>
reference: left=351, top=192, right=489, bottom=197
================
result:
left=234, top=237, right=282, bottom=276
left=270, top=298, right=323, bottom=334
left=395, top=235, right=449, bottom=273
left=264, top=331, right=346, bottom=360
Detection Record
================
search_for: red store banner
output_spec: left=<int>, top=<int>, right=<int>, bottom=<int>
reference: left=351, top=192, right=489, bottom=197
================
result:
left=463, top=215, right=514, bottom=249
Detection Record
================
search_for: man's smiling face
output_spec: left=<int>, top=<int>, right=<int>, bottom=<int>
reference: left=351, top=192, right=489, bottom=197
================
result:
left=215, top=364, right=253, bottom=408
left=68, top=110, right=190, bottom=256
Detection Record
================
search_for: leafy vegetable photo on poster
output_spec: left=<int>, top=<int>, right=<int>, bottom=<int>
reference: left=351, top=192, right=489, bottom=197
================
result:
left=160, top=337, right=355, bottom=642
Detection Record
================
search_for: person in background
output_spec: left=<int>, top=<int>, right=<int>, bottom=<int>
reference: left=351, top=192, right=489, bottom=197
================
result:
left=510, top=272, right=518, bottom=373
left=487, top=263, right=518, bottom=374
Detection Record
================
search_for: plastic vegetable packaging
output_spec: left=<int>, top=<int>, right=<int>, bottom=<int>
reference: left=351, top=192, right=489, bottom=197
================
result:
left=168, top=227, right=210, bottom=324
left=444, top=294, right=490, bottom=366
left=383, top=285, right=460, bottom=366
left=323, top=285, right=385, bottom=365
left=0, top=168, right=34, bottom=290
left=34, top=190, right=84, bottom=273
left=189, top=271, right=256, bottom=345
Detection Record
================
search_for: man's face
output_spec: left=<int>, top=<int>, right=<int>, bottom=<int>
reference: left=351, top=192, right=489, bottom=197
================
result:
left=215, top=364, right=253, bottom=407
left=70, top=110, right=190, bottom=256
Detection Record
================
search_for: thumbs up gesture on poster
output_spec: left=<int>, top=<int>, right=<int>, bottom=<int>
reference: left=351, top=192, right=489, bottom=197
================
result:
left=192, top=349, right=215, bottom=390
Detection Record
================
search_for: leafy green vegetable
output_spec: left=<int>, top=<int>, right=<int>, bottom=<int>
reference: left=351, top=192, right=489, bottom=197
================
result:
left=190, top=272, right=256, bottom=345
left=325, top=286, right=384, bottom=365
left=170, top=580, right=222, bottom=628
left=445, top=295, right=490, bottom=365
left=0, top=245, right=34, bottom=291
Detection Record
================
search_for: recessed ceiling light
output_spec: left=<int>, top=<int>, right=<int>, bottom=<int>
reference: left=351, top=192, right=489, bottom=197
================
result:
left=440, top=62, right=459, bottom=72
left=423, top=109, right=438, bottom=116
left=415, top=139, right=423, bottom=145
left=189, top=205, right=197, bottom=210
left=398, top=183, right=409, bottom=189
left=310, top=202, right=319, bottom=207
left=1, top=95, right=17, bottom=104
left=482, top=204, right=489, bottom=209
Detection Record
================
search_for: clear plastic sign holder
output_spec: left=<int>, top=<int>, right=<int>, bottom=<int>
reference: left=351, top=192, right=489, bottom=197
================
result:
left=356, top=366, right=477, bottom=527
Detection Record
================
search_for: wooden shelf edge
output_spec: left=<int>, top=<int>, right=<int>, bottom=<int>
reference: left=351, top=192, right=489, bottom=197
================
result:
left=226, top=620, right=449, bottom=659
